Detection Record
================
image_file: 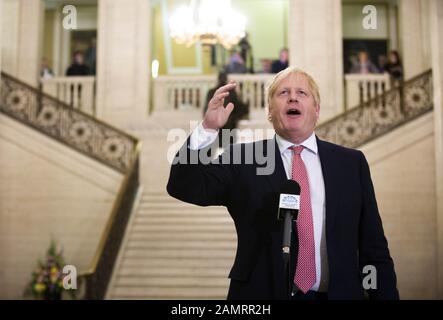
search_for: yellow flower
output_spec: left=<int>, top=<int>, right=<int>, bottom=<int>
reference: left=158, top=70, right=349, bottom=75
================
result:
left=50, top=275, right=58, bottom=284
left=50, top=266, right=58, bottom=275
left=34, top=283, right=46, bottom=292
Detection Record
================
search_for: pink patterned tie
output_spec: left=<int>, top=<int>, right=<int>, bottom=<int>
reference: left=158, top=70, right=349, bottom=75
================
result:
left=290, top=145, right=316, bottom=293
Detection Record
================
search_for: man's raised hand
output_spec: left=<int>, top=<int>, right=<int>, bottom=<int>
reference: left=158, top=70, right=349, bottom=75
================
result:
left=202, top=82, right=237, bottom=130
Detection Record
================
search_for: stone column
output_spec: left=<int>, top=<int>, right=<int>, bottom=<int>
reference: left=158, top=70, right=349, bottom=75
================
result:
left=1, top=0, right=44, bottom=87
left=430, top=0, right=443, bottom=299
left=288, top=0, right=344, bottom=122
left=96, top=0, right=150, bottom=128
left=0, top=0, right=2, bottom=99
left=388, top=4, right=398, bottom=50
left=52, top=6, right=63, bottom=76
left=399, top=0, right=432, bottom=79
left=0, top=0, right=3, bottom=76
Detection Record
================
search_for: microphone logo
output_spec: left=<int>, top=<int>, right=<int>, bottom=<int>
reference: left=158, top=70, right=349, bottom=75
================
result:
left=279, top=194, right=300, bottom=210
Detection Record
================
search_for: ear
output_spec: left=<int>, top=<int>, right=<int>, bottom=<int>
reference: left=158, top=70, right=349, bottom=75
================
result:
left=315, top=104, right=320, bottom=119
left=266, top=105, right=272, bottom=121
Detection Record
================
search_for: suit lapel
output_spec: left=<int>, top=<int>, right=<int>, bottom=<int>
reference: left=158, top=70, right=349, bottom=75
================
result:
left=316, top=136, right=340, bottom=234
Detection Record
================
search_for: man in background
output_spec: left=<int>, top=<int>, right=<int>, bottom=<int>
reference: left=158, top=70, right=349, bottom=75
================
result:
left=271, top=48, right=289, bottom=73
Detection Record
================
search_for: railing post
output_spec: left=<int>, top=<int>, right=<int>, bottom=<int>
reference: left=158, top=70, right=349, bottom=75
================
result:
left=82, top=80, right=94, bottom=115
left=153, top=74, right=273, bottom=112
left=345, top=74, right=391, bottom=109
left=40, top=76, right=96, bottom=116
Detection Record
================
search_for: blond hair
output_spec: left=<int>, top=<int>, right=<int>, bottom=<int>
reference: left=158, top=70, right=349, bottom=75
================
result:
left=266, top=67, right=321, bottom=108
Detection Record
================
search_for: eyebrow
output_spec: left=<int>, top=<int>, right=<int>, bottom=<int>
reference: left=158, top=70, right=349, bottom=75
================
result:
left=278, top=87, right=309, bottom=92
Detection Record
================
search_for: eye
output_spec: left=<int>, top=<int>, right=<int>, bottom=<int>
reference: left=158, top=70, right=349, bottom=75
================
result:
left=298, top=90, right=307, bottom=96
left=278, top=89, right=289, bottom=95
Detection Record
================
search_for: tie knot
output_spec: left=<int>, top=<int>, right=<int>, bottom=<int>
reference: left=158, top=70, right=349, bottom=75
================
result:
left=290, top=145, right=304, bottom=155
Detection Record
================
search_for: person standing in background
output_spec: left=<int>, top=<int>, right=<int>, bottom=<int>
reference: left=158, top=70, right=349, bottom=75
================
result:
left=238, top=33, right=254, bottom=73
left=41, top=57, right=54, bottom=79
left=85, top=38, right=97, bottom=75
left=384, top=50, right=403, bottom=85
left=349, top=51, right=379, bottom=74
left=66, top=51, right=91, bottom=76
left=271, top=48, right=289, bottom=73
left=225, top=51, right=248, bottom=74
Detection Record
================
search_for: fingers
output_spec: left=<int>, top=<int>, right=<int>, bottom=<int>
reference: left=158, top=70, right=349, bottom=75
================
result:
left=214, top=81, right=236, bottom=96
left=210, top=82, right=237, bottom=105
left=211, top=91, right=230, bottom=104
left=224, top=102, right=234, bottom=116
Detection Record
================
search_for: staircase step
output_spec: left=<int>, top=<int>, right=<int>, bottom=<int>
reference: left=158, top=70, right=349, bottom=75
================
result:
left=117, top=266, right=229, bottom=277
left=138, top=207, right=227, bottom=214
left=132, top=216, right=232, bottom=225
left=124, top=248, right=236, bottom=259
left=135, top=211, right=228, bottom=218
left=114, top=276, right=229, bottom=287
left=120, top=257, right=233, bottom=269
left=138, top=202, right=227, bottom=210
left=131, top=224, right=235, bottom=233
left=142, top=192, right=172, bottom=196
left=141, top=194, right=178, bottom=201
left=136, top=210, right=228, bottom=217
left=128, top=232, right=237, bottom=242
left=126, top=239, right=236, bottom=250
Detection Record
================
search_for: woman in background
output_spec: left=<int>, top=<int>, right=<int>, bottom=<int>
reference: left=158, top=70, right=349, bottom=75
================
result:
left=385, top=50, right=404, bottom=85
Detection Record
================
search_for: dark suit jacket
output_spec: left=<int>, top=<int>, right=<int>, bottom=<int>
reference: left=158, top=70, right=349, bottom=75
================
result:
left=167, top=136, right=399, bottom=300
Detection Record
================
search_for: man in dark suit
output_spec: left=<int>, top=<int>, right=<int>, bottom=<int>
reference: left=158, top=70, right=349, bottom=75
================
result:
left=167, top=68, right=399, bottom=300
left=271, top=48, right=289, bottom=73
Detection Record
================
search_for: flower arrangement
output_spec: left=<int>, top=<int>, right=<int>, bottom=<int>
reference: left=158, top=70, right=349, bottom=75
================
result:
left=25, top=240, right=71, bottom=300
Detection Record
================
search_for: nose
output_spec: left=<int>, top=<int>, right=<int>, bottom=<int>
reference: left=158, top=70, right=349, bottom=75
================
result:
left=288, top=90, right=298, bottom=103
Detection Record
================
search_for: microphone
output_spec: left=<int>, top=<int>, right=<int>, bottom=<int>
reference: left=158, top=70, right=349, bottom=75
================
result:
left=278, top=180, right=300, bottom=258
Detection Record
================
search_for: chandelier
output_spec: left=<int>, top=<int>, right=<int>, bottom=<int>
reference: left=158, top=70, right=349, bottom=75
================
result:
left=169, top=0, right=246, bottom=49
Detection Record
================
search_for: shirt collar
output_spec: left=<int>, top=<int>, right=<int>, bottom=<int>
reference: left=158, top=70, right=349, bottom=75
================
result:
left=275, top=131, right=318, bottom=155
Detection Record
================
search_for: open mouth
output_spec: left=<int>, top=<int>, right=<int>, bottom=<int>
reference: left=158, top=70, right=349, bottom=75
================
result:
left=286, top=108, right=301, bottom=116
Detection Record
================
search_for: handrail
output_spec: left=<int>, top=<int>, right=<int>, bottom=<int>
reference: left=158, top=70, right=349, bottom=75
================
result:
left=316, top=69, right=433, bottom=148
left=1, top=71, right=137, bottom=173
left=321, top=70, right=432, bottom=127
left=80, top=142, right=141, bottom=299
left=41, top=76, right=96, bottom=84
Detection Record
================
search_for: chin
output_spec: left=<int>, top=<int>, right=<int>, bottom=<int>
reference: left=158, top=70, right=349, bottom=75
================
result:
left=284, top=125, right=303, bottom=133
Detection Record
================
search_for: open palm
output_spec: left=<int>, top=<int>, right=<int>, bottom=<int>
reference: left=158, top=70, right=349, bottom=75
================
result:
left=203, top=82, right=237, bottom=130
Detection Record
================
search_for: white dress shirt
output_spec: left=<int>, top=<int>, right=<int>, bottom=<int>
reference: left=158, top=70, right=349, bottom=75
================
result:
left=189, top=122, right=329, bottom=292
left=189, top=122, right=219, bottom=150
left=275, top=132, right=329, bottom=292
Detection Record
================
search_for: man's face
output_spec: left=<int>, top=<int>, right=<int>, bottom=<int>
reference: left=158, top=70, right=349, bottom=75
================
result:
left=268, top=74, right=319, bottom=143
left=359, top=52, right=368, bottom=63
left=75, top=53, right=84, bottom=64
left=280, top=50, right=289, bottom=62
